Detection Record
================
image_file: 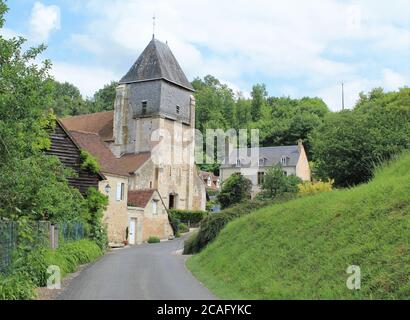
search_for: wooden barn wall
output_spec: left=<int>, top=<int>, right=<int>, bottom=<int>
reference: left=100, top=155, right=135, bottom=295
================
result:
left=46, top=123, right=101, bottom=194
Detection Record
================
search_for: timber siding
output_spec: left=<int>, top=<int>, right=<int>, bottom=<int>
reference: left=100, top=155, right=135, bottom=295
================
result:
left=46, top=120, right=103, bottom=194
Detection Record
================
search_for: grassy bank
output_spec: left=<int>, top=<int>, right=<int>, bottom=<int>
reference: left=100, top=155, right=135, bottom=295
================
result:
left=0, top=239, right=103, bottom=300
left=187, top=152, right=410, bottom=299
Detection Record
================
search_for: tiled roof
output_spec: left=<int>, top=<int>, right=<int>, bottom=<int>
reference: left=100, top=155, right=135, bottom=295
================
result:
left=128, top=189, right=156, bottom=208
left=119, top=38, right=194, bottom=91
left=118, top=152, right=151, bottom=174
left=61, top=111, right=114, bottom=142
left=70, top=130, right=129, bottom=177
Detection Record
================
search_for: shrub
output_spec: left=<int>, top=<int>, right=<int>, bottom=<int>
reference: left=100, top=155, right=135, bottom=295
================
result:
left=218, top=173, right=252, bottom=209
left=0, top=239, right=102, bottom=300
left=184, top=199, right=272, bottom=254
left=298, top=180, right=334, bottom=196
left=147, top=236, right=161, bottom=244
left=183, top=231, right=200, bottom=255
left=170, top=210, right=208, bottom=226
left=0, top=273, right=35, bottom=300
left=178, top=223, right=189, bottom=233
left=260, top=165, right=302, bottom=200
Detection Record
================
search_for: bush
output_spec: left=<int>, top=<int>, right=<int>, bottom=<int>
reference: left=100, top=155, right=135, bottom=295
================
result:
left=0, top=239, right=102, bottom=300
left=178, top=223, right=189, bottom=233
left=260, top=165, right=302, bottom=200
left=183, top=231, right=200, bottom=255
left=184, top=200, right=272, bottom=254
left=298, top=180, right=334, bottom=196
left=170, top=210, right=208, bottom=226
left=218, top=173, right=252, bottom=209
left=147, top=236, right=160, bottom=244
left=0, top=273, right=35, bottom=300
left=80, top=150, right=101, bottom=174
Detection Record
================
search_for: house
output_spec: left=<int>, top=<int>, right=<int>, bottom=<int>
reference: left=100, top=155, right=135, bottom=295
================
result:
left=199, top=171, right=220, bottom=191
left=59, top=36, right=207, bottom=245
left=220, top=140, right=311, bottom=196
left=127, top=190, right=172, bottom=244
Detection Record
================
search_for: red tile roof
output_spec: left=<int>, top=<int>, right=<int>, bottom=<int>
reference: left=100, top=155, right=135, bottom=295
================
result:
left=70, top=130, right=129, bottom=177
left=61, top=111, right=114, bottom=142
left=128, top=189, right=156, bottom=208
left=118, top=152, right=151, bottom=174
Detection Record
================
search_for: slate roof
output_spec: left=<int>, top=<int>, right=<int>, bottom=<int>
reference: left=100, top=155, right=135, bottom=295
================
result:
left=119, top=38, right=194, bottom=91
left=61, top=111, right=114, bottom=142
left=128, top=189, right=156, bottom=208
left=221, top=145, right=301, bottom=168
left=70, top=131, right=130, bottom=177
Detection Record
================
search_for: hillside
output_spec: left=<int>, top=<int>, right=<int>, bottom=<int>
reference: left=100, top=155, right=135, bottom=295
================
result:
left=187, top=152, right=410, bottom=299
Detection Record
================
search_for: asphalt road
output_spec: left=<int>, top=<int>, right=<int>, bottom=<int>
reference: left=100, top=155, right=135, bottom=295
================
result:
left=58, top=236, right=215, bottom=300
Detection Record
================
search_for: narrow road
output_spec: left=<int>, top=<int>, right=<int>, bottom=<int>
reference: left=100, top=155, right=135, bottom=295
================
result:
left=58, top=236, right=215, bottom=300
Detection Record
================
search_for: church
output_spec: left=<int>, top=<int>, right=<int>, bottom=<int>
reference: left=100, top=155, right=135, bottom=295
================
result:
left=59, top=37, right=207, bottom=245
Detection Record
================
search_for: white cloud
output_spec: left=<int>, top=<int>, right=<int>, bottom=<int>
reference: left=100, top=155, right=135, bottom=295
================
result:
left=50, top=62, right=120, bottom=98
left=62, top=0, right=409, bottom=103
left=29, top=2, right=61, bottom=42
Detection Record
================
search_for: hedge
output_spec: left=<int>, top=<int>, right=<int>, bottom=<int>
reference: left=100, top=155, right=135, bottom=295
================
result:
left=183, top=200, right=273, bottom=255
left=0, top=239, right=103, bottom=300
left=169, top=210, right=208, bottom=226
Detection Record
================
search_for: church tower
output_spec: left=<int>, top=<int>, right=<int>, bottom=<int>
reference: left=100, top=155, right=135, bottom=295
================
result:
left=112, top=37, right=203, bottom=210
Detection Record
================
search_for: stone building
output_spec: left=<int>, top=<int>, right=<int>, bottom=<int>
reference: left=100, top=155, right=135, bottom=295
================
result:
left=61, top=37, right=206, bottom=245
left=220, top=141, right=311, bottom=196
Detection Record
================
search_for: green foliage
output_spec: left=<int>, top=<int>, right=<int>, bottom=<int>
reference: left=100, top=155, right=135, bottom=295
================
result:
left=298, top=180, right=334, bottom=196
left=178, top=223, right=189, bottom=233
left=80, top=150, right=101, bottom=174
left=82, top=188, right=108, bottom=250
left=169, top=210, right=208, bottom=226
left=183, top=200, right=273, bottom=254
left=1, top=239, right=102, bottom=300
left=0, top=156, right=85, bottom=221
left=91, top=81, right=118, bottom=112
left=183, top=231, right=200, bottom=255
left=188, top=152, right=410, bottom=299
left=250, top=84, right=268, bottom=121
left=147, top=236, right=161, bottom=244
left=260, top=165, right=302, bottom=200
left=0, top=273, right=35, bottom=300
left=217, top=173, right=252, bottom=209
left=311, top=87, right=410, bottom=187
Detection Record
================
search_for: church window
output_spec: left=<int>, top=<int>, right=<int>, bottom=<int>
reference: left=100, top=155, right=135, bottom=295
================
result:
left=142, top=101, right=147, bottom=115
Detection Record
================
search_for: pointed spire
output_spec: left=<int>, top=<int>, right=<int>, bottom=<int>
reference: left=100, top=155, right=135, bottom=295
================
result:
left=152, top=14, right=156, bottom=39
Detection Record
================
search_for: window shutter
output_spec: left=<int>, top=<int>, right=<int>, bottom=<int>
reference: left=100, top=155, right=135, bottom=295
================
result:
left=116, top=182, right=122, bottom=201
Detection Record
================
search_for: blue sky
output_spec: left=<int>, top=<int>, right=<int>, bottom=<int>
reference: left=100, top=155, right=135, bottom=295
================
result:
left=1, top=0, right=409, bottom=110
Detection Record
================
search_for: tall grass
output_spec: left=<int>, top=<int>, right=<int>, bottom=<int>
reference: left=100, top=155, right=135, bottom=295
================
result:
left=187, top=152, right=410, bottom=300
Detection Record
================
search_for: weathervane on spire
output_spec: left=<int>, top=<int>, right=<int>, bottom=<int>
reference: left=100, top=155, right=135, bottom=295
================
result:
left=152, top=14, right=156, bottom=39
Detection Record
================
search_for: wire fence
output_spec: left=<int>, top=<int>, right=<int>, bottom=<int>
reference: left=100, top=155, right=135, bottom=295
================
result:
left=0, top=220, right=86, bottom=273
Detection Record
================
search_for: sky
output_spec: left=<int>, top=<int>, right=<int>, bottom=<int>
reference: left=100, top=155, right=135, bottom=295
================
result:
left=1, top=0, right=409, bottom=111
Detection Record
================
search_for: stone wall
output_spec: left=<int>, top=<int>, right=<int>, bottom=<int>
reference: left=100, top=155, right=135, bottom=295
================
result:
left=99, top=174, right=129, bottom=245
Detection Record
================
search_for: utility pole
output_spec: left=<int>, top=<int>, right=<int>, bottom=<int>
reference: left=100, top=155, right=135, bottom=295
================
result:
left=341, top=82, right=345, bottom=111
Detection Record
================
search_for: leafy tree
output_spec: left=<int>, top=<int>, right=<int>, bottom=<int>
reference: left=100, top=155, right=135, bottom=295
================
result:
left=311, top=88, right=410, bottom=187
left=217, top=173, right=252, bottom=209
left=250, top=84, right=267, bottom=121
left=48, top=80, right=86, bottom=116
left=89, top=81, right=118, bottom=112
left=260, top=165, right=301, bottom=200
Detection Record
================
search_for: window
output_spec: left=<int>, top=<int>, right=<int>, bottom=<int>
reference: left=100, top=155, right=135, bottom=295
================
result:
left=281, top=156, right=288, bottom=166
left=116, top=182, right=125, bottom=201
left=176, top=105, right=180, bottom=114
left=258, top=172, right=265, bottom=185
left=283, top=171, right=288, bottom=176
left=152, top=200, right=158, bottom=215
left=207, top=177, right=212, bottom=187
left=259, top=158, right=266, bottom=167
left=142, top=101, right=147, bottom=115
left=236, top=159, right=241, bottom=167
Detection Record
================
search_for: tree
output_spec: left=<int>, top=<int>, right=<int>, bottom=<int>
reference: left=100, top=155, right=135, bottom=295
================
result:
left=250, top=84, right=268, bottom=121
left=48, top=80, right=86, bottom=116
left=218, top=173, right=252, bottom=209
left=90, top=81, right=118, bottom=112
left=260, top=165, right=301, bottom=200
left=311, top=87, right=410, bottom=187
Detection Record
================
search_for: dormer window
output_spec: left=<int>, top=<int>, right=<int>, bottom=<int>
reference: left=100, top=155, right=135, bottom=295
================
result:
left=259, top=158, right=266, bottom=167
left=281, top=156, right=288, bottom=166
left=236, top=159, right=241, bottom=167
left=142, top=101, right=147, bottom=115
left=176, top=105, right=180, bottom=114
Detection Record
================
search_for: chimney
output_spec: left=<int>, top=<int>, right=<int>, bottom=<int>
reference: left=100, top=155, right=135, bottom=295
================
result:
left=297, top=139, right=303, bottom=153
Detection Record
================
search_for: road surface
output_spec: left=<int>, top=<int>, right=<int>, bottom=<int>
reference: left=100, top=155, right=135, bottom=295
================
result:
left=57, top=236, right=215, bottom=300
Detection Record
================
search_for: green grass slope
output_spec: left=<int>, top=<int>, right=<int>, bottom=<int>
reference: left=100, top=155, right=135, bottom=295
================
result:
left=187, top=152, right=410, bottom=300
